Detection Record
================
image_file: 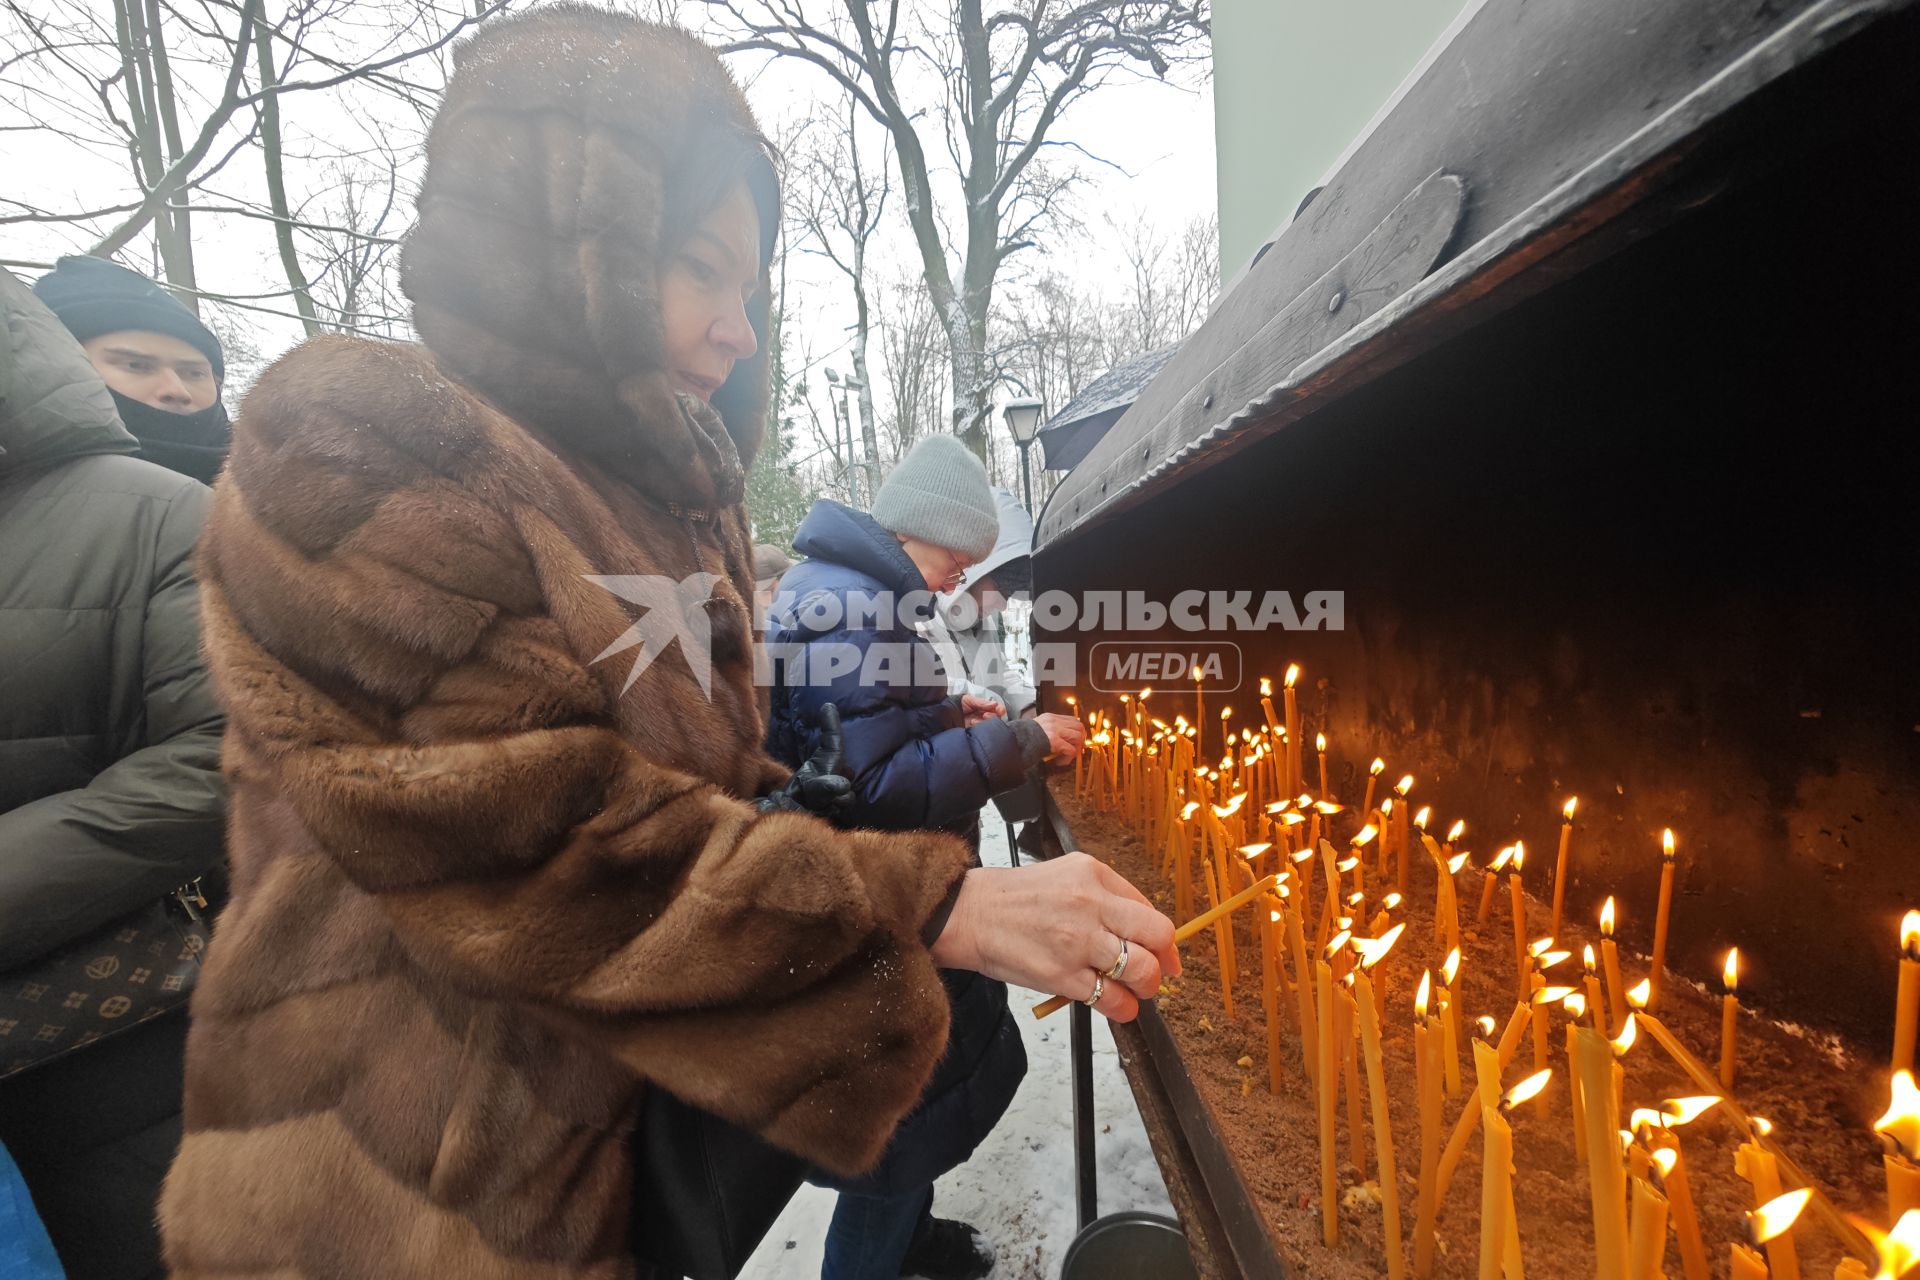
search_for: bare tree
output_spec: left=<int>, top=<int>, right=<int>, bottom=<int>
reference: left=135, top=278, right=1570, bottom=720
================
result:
left=876, top=270, right=949, bottom=466
left=700, top=0, right=1210, bottom=458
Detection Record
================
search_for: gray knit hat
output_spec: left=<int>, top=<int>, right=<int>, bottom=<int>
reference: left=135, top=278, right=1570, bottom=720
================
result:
left=870, top=435, right=999, bottom=562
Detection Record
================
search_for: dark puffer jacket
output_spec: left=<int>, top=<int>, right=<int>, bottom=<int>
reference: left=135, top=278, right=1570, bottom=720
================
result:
left=0, top=265, right=225, bottom=1280
left=764, top=498, right=1035, bottom=1193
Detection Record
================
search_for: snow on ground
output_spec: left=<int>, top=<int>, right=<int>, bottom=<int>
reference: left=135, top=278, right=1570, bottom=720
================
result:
left=740, top=815, right=1175, bottom=1279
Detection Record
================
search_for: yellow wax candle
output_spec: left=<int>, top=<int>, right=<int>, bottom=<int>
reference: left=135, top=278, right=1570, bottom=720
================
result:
left=1339, top=982, right=1368, bottom=1179
left=1441, top=949, right=1465, bottom=1099
left=1575, top=1025, right=1630, bottom=1280
left=1354, top=939, right=1408, bottom=1280
left=1414, top=979, right=1444, bottom=1279
left=1736, top=1140, right=1801, bottom=1280
left=1262, top=903, right=1282, bottom=1095
left=1721, top=947, right=1741, bottom=1090
left=1191, top=666, right=1205, bottom=768
left=1550, top=797, right=1577, bottom=941
left=1583, top=945, right=1611, bottom=1040
left=1650, top=829, right=1678, bottom=1010
left=1628, top=1176, right=1669, bottom=1280
left=1528, top=970, right=1551, bottom=1118
left=1896, top=911, right=1920, bottom=1074
left=1730, top=1243, right=1770, bottom=1279
left=1474, top=847, right=1511, bottom=932
left=1833, top=1260, right=1870, bottom=1280
left=1875, top=1070, right=1920, bottom=1221
left=1508, top=843, right=1531, bottom=1002
left=1601, top=896, right=1628, bottom=1030
left=1361, top=757, right=1384, bottom=824
left=1472, top=1039, right=1511, bottom=1280
left=1652, top=1137, right=1712, bottom=1280
left=1287, top=899, right=1319, bottom=1090
left=1567, top=1020, right=1587, bottom=1161
left=1317, top=732, right=1329, bottom=800
left=1435, top=1004, right=1532, bottom=1206
left=1317, top=957, right=1340, bottom=1246
left=1746, top=1189, right=1815, bottom=1280
left=1394, top=775, right=1414, bottom=895
left=1284, top=665, right=1302, bottom=794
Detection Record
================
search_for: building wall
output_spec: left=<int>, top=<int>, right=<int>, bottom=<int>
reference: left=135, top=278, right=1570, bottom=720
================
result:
left=1212, top=0, right=1473, bottom=281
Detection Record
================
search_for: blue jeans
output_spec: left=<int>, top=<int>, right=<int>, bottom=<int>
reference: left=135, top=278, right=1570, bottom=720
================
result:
left=820, top=1184, right=932, bottom=1280
left=0, top=1140, right=62, bottom=1280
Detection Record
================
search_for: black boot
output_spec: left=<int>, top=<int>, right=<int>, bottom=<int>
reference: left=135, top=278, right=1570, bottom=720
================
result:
left=898, top=1216, right=995, bottom=1280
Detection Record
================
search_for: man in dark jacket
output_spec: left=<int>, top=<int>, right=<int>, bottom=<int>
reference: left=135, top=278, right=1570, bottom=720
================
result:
left=0, top=266, right=226, bottom=1279
left=32, top=254, right=230, bottom=485
left=765, top=435, right=1085, bottom=1280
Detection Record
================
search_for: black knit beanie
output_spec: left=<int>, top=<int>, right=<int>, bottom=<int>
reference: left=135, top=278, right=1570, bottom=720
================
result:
left=32, top=255, right=225, bottom=382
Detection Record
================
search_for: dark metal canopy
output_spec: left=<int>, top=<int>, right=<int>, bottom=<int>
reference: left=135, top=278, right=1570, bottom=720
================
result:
left=1035, top=345, right=1182, bottom=473
left=1034, top=0, right=1917, bottom=549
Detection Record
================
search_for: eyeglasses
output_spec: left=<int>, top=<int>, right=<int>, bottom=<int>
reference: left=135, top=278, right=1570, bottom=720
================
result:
left=937, top=547, right=974, bottom=591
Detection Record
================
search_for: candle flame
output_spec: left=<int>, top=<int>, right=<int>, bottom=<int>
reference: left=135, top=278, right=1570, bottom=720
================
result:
left=1140, top=687, right=1151, bottom=700
left=1533, top=985, right=1578, bottom=1005
left=1270, top=909, right=1281, bottom=924
left=1277, top=812, right=1307, bottom=827
left=1324, top=929, right=1352, bottom=960
left=1529, top=935, right=1558, bottom=959
left=1337, top=856, right=1360, bottom=873
left=1662, top=828, right=1676, bottom=860
left=1511, top=841, right=1526, bottom=871
left=1490, top=847, right=1515, bottom=873
left=1383, top=892, right=1403, bottom=911
left=1903, top=910, right=1920, bottom=960
left=1118, top=694, right=1130, bottom=705
left=1396, top=774, right=1414, bottom=797
left=1337, top=916, right=1354, bottom=931
left=1192, top=664, right=1204, bottom=682
left=1752, top=1115, right=1774, bottom=1137
left=1347, top=890, right=1366, bottom=908
left=1650, top=1147, right=1678, bottom=1180
left=1442, top=948, right=1461, bottom=984
left=1600, top=896, right=1617, bottom=937
left=1239, top=842, right=1273, bottom=859
left=1475, top=1015, right=1497, bottom=1039
left=1285, top=663, right=1300, bottom=688
left=1353, top=923, right=1405, bottom=970
left=1875, top=1071, right=1920, bottom=1160
left=1611, top=1013, right=1639, bottom=1056
left=1181, top=801, right=1200, bottom=821
left=1447, top=852, right=1471, bottom=874
left=1563, top=796, right=1579, bottom=821
left=1662, top=1096, right=1722, bottom=1127
left=1852, top=1207, right=1920, bottom=1280
left=1583, top=944, right=1598, bottom=974
left=1750, top=1189, right=1813, bottom=1244
left=1259, top=677, right=1272, bottom=697
left=1378, top=796, right=1395, bottom=817
left=1351, top=823, right=1379, bottom=848
left=1502, top=1069, right=1552, bottom=1111
left=1416, top=971, right=1432, bottom=1019
left=1066, top=695, right=1078, bottom=706
left=1315, top=800, right=1344, bottom=815
left=1264, top=800, right=1291, bottom=814
left=1563, top=992, right=1588, bottom=1019
left=1316, top=732, right=1327, bottom=752
left=1370, top=758, right=1386, bottom=777
left=1447, top=819, right=1466, bottom=843
left=1539, top=950, right=1572, bottom=970
left=1291, top=848, right=1316, bottom=864
left=1215, top=792, right=1248, bottom=818
left=1627, top=977, right=1651, bottom=1010
left=1414, top=805, right=1431, bottom=830
left=1220, top=706, right=1232, bottom=720
left=1723, top=947, right=1740, bottom=992
left=1629, top=1107, right=1665, bottom=1134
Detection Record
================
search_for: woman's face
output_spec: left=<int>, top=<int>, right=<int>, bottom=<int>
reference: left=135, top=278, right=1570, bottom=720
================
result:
left=659, top=181, right=761, bottom=403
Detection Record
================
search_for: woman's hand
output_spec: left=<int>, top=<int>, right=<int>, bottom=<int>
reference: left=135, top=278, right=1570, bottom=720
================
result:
left=929, top=853, right=1179, bottom=1022
left=959, top=694, right=1004, bottom=727
left=1033, top=712, right=1086, bottom=763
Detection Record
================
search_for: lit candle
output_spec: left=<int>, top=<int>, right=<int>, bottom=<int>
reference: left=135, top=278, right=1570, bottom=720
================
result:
left=1566, top=997, right=1590, bottom=1161
left=1730, top=1243, right=1770, bottom=1280
left=1575, top=1022, right=1630, bottom=1280
left=1413, top=973, right=1444, bottom=1279
left=1338, top=977, right=1367, bottom=1180
left=1875, top=1070, right=1920, bottom=1223
left=1284, top=664, right=1302, bottom=795
left=1362, top=757, right=1385, bottom=823
left=1650, top=828, right=1679, bottom=1010
left=1262, top=897, right=1283, bottom=1095
left=1316, top=950, right=1340, bottom=1246
left=1287, top=893, right=1319, bottom=1091
left=1551, top=797, right=1578, bottom=941
left=1353, top=926, right=1409, bottom=1280
left=1394, top=774, right=1414, bottom=895
left=1476, top=846, right=1515, bottom=933
left=1601, top=896, right=1628, bottom=1031
left=1738, top=1190, right=1814, bottom=1280
left=1435, top=1003, right=1533, bottom=1207
left=1509, top=843, right=1531, bottom=1002
left=1628, top=1173, right=1670, bottom=1280
left=1721, top=947, right=1742, bottom=1090
left=1582, top=944, right=1611, bottom=1040
left=1316, top=732, right=1329, bottom=800
left=1736, top=1131, right=1802, bottom=1280
left=1896, top=911, right=1920, bottom=1074
left=1441, top=946, right=1465, bottom=1098
left=1651, top=1100, right=1722, bottom=1280
left=1476, top=1043, right=1548, bottom=1280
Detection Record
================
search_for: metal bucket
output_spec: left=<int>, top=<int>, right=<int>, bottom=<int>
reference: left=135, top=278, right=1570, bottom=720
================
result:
left=1059, top=1211, right=1197, bottom=1280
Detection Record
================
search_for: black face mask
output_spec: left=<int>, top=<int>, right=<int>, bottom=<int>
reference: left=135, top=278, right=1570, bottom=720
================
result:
left=109, top=389, right=231, bottom=486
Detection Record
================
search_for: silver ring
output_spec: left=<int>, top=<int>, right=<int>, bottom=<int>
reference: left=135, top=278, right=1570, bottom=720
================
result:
left=1105, top=940, right=1130, bottom=982
left=1083, top=974, right=1105, bottom=1007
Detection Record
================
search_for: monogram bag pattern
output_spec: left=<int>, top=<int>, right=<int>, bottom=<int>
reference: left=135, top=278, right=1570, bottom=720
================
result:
left=0, top=882, right=209, bottom=1079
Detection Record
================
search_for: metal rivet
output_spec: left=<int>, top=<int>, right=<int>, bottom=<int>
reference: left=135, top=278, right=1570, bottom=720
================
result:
left=1202, top=392, right=1215, bottom=409
left=1328, top=289, right=1346, bottom=314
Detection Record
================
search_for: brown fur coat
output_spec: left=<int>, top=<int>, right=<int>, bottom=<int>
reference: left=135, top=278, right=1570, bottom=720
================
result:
left=159, top=11, right=969, bottom=1277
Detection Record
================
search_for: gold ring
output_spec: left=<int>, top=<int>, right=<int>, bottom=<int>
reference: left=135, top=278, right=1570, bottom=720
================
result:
left=1105, top=940, right=1130, bottom=982
left=1083, top=974, right=1105, bottom=1007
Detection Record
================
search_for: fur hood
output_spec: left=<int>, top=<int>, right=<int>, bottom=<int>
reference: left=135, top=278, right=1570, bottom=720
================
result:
left=401, top=5, right=772, bottom=511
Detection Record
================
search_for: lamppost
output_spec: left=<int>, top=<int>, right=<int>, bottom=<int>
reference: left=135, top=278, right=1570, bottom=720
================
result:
left=1003, top=396, right=1045, bottom=514
left=825, top=368, right=871, bottom=505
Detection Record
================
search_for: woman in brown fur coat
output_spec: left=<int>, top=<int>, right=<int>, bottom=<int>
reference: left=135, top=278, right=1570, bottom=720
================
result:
left=158, top=9, right=1175, bottom=1278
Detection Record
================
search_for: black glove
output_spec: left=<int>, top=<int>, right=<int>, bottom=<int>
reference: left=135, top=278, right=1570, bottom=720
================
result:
left=757, top=704, right=854, bottom=817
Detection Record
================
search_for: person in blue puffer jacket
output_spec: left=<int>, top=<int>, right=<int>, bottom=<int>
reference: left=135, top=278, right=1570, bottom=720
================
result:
left=765, top=435, right=1086, bottom=1280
